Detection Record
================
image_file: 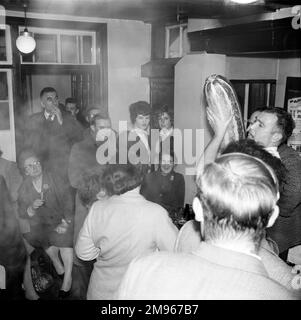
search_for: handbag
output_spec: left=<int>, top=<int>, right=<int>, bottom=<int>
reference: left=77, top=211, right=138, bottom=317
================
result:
left=30, top=248, right=61, bottom=299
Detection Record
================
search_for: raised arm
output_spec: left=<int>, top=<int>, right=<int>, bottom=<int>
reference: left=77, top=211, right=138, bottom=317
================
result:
left=195, top=108, right=232, bottom=179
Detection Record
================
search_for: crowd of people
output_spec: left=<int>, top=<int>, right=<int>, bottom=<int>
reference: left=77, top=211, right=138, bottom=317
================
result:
left=0, top=85, right=301, bottom=300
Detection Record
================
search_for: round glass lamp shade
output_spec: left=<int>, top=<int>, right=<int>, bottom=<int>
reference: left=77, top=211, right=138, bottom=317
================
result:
left=16, top=29, right=36, bottom=54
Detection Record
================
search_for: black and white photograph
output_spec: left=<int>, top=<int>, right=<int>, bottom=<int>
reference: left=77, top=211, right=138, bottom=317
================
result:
left=0, top=0, right=301, bottom=307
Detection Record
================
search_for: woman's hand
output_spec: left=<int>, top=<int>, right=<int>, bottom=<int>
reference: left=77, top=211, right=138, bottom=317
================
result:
left=207, top=108, right=233, bottom=139
left=32, top=199, right=44, bottom=209
left=28, top=199, right=44, bottom=217
left=55, top=219, right=69, bottom=234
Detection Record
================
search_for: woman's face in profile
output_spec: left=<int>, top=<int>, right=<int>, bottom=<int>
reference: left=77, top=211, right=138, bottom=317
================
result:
left=158, top=112, right=172, bottom=130
left=135, top=114, right=150, bottom=131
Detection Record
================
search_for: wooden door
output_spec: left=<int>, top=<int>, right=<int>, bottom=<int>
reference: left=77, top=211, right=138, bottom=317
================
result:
left=71, top=71, right=95, bottom=116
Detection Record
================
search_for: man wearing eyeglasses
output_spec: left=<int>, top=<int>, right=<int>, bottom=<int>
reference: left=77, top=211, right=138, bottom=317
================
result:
left=23, top=87, right=83, bottom=182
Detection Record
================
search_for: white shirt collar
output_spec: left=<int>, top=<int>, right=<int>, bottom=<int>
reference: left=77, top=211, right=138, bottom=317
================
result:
left=132, top=127, right=150, bottom=153
left=264, top=146, right=280, bottom=159
left=132, top=127, right=149, bottom=136
left=44, top=110, right=55, bottom=121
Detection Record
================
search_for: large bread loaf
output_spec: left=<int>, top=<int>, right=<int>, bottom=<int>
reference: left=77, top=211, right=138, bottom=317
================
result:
left=204, top=74, right=245, bottom=150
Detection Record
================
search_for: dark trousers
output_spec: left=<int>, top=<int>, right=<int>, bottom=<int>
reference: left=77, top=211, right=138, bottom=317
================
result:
left=70, top=260, right=94, bottom=300
left=279, top=249, right=289, bottom=262
left=0, top=268, right=25, bottom=300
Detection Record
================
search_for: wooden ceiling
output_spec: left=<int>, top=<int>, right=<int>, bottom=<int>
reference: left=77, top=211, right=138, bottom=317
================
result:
left=1, top=0, right=300, bottom=23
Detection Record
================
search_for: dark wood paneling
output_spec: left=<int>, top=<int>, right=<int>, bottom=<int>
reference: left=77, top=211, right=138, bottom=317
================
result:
left=189, top=18, right=301, bottom=56
left=151, top=23, right=166, bottom=60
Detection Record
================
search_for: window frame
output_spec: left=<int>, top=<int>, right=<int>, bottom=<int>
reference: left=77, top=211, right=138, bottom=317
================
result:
left=19, top=26, right=96, bottom=65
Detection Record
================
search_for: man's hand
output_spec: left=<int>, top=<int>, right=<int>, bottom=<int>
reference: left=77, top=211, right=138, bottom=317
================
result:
left=206, top=108, right=233, bottom=139
left=53, top=106, right=63, bottom=125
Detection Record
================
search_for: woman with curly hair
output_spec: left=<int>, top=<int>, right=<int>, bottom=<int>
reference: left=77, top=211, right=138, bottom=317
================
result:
left=75, top=163, right=178, bottom=300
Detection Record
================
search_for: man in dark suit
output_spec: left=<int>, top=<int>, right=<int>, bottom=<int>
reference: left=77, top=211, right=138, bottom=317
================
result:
left=68, top=113, right=115, bottom=299
left=63, top=97, right=86, bottom=130
left=116, top=153, right=296, bottom=300
left=23, top=87, right=83, bottom=182
left=247, top=107, right=301, bottom=262
left=0, top=176, right=27, bottom=299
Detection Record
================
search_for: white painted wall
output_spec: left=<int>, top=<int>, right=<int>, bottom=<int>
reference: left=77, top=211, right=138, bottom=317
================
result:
left=107, top=20, right=151, bottom=132
left=226, top=57, right=277, bottom=80
left=226, top=56, right=301, bottom=109
left=174, top=53, right=227, bottom=204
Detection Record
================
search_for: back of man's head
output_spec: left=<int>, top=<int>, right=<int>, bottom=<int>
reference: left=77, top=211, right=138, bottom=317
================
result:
left=262, top=107, right=295, bottom=144
left=196, top=153, right=279, bottom=248
left=222, top=139, right=285, bottom=187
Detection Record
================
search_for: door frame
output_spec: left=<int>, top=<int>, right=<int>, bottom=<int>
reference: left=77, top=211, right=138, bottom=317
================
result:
left=20, top=64, right=103, bottom=114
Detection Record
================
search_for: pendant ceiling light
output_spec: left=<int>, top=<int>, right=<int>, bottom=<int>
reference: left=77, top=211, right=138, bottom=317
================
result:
left=16, top=3, right=36, bottom=54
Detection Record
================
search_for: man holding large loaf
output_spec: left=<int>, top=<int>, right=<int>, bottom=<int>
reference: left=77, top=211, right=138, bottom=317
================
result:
left=247, top=107, right=301, bottom=262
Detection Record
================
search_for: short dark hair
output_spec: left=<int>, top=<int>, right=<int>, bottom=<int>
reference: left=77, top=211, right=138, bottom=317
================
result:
left=102, top=164, right=144, bottom=196
left=65, top=97, right=77, bottom=105
left=40, top=87, right=57, bottom=99
left=222, top=139, right=286, bottom=188
left=262, top=107, right=295, bottom=143
left=129, top=101, right=151, bottom=124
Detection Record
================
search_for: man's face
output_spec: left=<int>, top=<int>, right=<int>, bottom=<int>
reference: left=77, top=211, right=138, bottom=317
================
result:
left=87, top=109, right=101, bottom=124
left=91, top=118, right=112, bottom=140
left=247, top=112, right=280, bottom=148
left=41, top=91, right=59, bottom=114
left=248, top=111, right=261, bottom=126
left=66, top=103, right=78, bottom=117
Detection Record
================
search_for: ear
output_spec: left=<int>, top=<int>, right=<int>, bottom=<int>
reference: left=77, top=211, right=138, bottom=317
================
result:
left=266, top=205, right=279, bottom=228
left=192, top=197, right=204, bottom=223
left=272, top=132, right=282, bottom=145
